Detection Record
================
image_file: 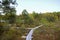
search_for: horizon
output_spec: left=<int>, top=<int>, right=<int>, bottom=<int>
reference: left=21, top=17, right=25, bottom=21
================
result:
left=16, top=0, right=60, bottom=15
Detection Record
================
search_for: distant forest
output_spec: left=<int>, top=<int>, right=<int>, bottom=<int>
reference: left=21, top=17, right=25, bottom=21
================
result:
left=0, top=9, right=60, bottom=27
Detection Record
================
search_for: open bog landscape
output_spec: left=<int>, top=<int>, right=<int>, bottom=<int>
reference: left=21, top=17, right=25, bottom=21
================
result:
left=0, top=0, right=60, bottom=40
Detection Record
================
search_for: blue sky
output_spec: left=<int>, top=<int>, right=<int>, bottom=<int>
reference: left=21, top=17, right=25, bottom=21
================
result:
left=16, top=0, right=60, bottom=15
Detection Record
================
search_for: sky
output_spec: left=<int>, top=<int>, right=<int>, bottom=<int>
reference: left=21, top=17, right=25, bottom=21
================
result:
left=16, top=0, right=60, bottom=15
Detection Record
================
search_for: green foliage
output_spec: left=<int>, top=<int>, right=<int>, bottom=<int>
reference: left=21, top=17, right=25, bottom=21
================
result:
left=0, top=0, right=17, bottom=40
left=0, top=7, right=60, bottom=40
left=0, top=0, right=17, bottom=24
left=22, top=9, right=34, bottom=25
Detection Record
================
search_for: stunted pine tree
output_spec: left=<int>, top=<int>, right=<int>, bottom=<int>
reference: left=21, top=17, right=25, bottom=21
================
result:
left=0, top=0, right=17, bottom=24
